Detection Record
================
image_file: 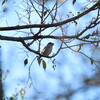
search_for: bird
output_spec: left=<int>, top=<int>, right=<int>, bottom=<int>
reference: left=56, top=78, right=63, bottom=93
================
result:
left=41, top=42, right=54, bottom=56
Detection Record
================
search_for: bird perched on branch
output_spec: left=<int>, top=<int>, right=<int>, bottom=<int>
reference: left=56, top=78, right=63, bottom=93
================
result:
left=41, top=42, right=54, bottom=56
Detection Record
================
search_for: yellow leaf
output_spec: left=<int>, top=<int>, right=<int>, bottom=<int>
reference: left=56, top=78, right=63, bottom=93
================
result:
left=76, top=45, right=81, bottom=52
left=20, top=88, right=25, bottom=95
left=56, top=0, right=64, bottom=3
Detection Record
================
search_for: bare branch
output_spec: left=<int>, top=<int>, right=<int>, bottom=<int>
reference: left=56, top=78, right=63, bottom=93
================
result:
left=0, top=1, right=99, bottom=31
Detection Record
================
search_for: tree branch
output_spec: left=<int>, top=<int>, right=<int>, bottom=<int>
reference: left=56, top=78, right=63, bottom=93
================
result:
left=0, top=35, right=78, bottom=41
left=0, top=1, right=99, bottom=31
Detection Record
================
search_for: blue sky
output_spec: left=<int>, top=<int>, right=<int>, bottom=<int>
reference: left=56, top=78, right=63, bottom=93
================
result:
left=0, top=0, right=100, bottom=100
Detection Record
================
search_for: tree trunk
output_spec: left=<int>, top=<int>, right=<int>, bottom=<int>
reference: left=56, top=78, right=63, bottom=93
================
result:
left=0, top=46, right=4, bottom=100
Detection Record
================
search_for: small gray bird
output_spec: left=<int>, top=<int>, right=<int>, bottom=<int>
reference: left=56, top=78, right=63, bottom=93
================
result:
left=41, top=42, right=54, bottom=56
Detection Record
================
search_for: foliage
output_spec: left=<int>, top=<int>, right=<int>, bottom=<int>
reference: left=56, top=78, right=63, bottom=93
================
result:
left=0, top=0, right=100, bottom=99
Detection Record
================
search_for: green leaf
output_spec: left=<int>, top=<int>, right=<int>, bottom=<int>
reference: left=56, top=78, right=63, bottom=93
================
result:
left=37, top=57, right=42, bottom=65
left=10, top=97, right=15, bottom=100
left=21, top=95, right=24, bottom=100
left=42, top=60, right=46, bottom=70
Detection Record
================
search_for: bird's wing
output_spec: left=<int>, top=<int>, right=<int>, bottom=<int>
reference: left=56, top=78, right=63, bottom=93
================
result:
left=41, top=45, right=47, bottom=54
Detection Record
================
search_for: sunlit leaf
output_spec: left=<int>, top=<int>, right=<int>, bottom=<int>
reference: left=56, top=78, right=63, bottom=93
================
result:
left=76, top=45, right=81, bottom=52
left=20, top=88, right=26, bottom=95
left=42, top=60, right=46, bottom=70
left=56, top=0, right=64, bottom=3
